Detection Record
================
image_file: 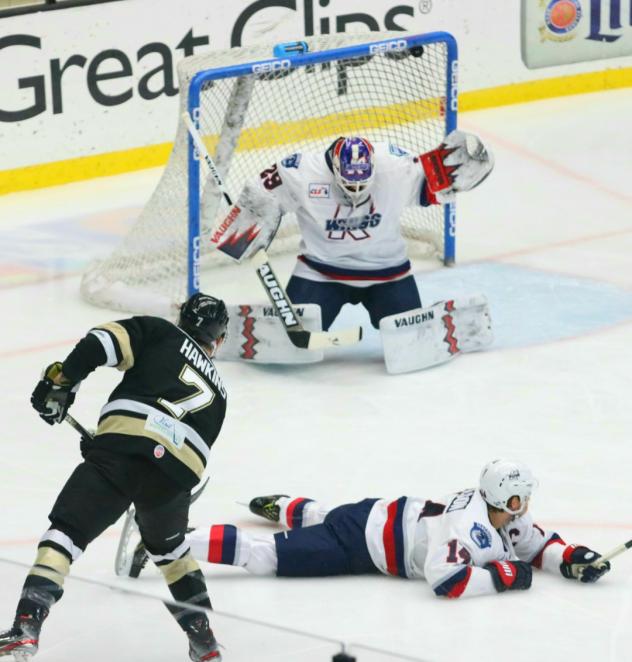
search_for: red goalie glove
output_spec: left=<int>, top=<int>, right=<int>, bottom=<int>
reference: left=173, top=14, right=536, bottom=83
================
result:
left=420, top=130, right=494, bottom=203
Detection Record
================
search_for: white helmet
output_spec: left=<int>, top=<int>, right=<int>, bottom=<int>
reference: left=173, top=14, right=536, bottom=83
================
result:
left=479, top=459, right=538, bottom=515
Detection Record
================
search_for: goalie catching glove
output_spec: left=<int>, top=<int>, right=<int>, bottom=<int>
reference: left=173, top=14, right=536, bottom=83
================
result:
left=560, top=545, right=610, bottom=583
left=420, top=130, right=494, bottom=203
left=30, top=362, right=80, bottom=425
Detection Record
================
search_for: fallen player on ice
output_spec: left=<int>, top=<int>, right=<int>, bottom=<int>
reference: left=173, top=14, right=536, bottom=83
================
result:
left=121, top=459, right=610, bottom=598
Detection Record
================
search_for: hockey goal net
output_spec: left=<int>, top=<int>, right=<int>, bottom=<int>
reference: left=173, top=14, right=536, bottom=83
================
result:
left=81, top=31, right=457, bottom=315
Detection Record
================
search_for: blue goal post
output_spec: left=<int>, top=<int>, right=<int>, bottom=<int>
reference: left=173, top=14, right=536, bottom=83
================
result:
left=186, top=32, right=458, bottom=297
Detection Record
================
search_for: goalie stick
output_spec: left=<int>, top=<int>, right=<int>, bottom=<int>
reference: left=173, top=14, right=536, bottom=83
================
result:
left=183, top=111, right=363, bottom=351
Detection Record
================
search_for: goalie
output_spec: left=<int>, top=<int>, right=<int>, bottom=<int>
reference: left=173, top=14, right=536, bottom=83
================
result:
left=214, top=131, right=494, bottom=373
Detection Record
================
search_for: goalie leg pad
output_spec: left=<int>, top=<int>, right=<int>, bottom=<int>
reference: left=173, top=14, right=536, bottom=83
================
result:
left=217, top=303, right=324, bottom=364
left=379, top=295, right=493, bottom=374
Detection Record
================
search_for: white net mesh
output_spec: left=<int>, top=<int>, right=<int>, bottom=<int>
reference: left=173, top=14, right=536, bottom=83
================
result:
left=81, top=32, right=451, bottom=315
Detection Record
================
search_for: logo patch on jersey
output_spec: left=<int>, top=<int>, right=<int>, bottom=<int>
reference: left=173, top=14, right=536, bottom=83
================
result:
left=146, top=413, right=185, bottom=450
left=470, top=522, right=492, bottom=549
left=309, top=183, right=330, bottom=198
left=388, top=144, right=409, bottom=157
left=154, top=444, right=165, bottom=459
left=281, top=153, right=301, bottom=169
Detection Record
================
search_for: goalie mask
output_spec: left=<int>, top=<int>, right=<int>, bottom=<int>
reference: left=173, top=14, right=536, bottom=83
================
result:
left=331, top=136, right=375, bottom=205
left=479, top=459, right=538, bottom=517
left=179, top=293, right=229, bottom=353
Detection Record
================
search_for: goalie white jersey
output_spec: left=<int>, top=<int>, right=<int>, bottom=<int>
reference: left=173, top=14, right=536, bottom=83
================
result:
left=364, top=489, right=566, bottom=597
left=250, top=142, right=433, bottom=286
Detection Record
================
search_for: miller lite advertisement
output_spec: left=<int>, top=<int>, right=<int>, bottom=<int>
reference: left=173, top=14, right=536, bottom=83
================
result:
left=522, top=0, right=632, bottom=68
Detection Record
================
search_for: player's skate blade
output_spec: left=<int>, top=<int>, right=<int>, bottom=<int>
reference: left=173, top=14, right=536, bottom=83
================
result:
left=249, top=495, right=289, bottom=522
left=0, top=625, right=38, bottom=659
left=186, top=615, right=222, bottom=661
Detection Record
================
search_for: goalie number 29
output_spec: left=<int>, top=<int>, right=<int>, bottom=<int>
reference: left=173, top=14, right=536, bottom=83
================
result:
left=260, top=164, right=282, bottom=191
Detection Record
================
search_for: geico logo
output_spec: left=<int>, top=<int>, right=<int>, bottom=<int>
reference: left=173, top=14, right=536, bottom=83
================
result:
left=369, top=39, right=408, bottom=55
left=450, top=60, right=459, bottom=113
left=0, top=29, right=209, bottom=123
left=192, top=236, right=201, bottom=290
left=251, top=59, right=291, bottom=74
left=231, top=0, right=416, bottom=47
left=448, top=204, right=456, bottom=238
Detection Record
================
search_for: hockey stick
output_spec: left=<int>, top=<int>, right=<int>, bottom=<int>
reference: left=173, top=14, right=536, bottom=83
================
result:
left=577, top=538, right=632, bottom=580
left=598, top=538, right=632, bottom=563
left=182, top=111, right=363, bottom=351
left=64, top=413, right=93, bottom=440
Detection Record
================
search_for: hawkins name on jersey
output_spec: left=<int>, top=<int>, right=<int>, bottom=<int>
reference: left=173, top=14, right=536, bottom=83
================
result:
left=255, top=142, right=434, bottom=286
left=61, top=316, right=227, bottom=488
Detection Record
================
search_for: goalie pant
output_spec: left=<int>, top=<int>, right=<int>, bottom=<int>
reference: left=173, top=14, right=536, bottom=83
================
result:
left=186, top=491, right=573, bottom=598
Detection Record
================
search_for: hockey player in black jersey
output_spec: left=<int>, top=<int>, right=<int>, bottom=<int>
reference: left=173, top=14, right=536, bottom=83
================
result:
left=0, top=293, right=229, bottom=662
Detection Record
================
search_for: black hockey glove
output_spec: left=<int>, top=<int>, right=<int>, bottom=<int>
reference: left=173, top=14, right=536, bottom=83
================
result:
left=485, top=560, right=532, bottom=593
left=560, top=545, right=610, bottom=583
left=31, top=362, right=79, bottom=425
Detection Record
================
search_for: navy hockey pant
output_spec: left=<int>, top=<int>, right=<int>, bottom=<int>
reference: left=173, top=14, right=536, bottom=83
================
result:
left=286, top=275, right=422, bottom=330
left=274, top=498, right=380, bottom=577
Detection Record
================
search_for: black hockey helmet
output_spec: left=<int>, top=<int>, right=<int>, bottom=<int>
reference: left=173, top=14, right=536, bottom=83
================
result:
left=179, top=293, right=229, bottom=346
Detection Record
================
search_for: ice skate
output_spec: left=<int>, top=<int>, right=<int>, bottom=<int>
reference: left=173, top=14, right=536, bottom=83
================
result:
left=248, top=495, right=289, bottom=523
left=0, top=616, right=42, bottom=660
left=185, top=615, right=222, bottom=661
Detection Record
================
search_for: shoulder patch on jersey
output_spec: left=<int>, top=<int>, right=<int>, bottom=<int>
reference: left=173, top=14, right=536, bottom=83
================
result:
left=470, top=522, right=492, bottom=549
left=446, top=489, right=475, bottom=513
left=281, top=153, right=302, bottom=169
left=388, top=144, right=410, bottom=157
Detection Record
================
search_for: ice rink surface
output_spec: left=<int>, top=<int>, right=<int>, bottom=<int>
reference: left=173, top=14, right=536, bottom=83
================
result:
left=1, top=88, right=631, bottom=662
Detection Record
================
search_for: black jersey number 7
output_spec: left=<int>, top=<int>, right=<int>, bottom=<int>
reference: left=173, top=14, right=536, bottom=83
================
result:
left=158, top=365, right=216, bottom=419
